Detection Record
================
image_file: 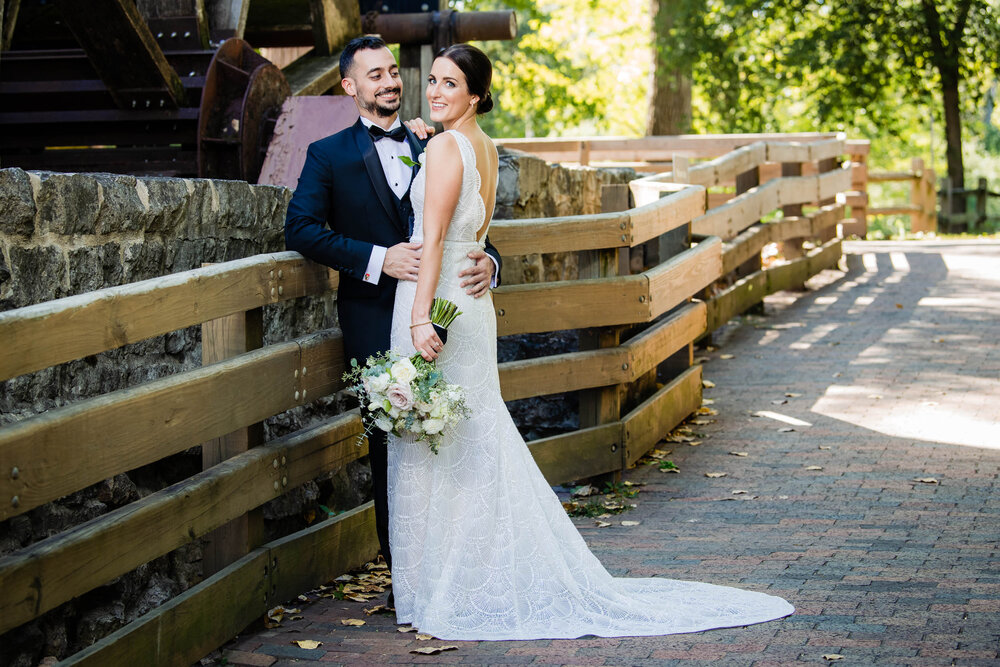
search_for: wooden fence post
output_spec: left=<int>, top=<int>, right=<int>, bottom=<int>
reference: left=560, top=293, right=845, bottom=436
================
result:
left=975, top=177, right=988, bottom=230
left=939, top=176, right=953, bottom=233
left=578, top=184, right=631, bottom=482
left=910, top=158, right=930, bottom=233
left=200, top=305, right=264, bottom=576
left=734, top=164, right=763, bottom=313
left=816, top=157, right=840, bottom=243
left=844, top=143, right=869, bottom=238
left=780, top=160, right=806, bottom=289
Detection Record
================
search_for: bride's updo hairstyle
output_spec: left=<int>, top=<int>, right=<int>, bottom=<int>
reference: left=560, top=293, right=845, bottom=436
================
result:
left=437, top=43, right=494, bottom=114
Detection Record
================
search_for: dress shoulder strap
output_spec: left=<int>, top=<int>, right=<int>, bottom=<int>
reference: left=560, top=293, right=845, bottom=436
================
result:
left=443, top=129, right=477, bottom=173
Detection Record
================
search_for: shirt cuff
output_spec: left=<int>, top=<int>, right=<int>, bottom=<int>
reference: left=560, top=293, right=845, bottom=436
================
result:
left=364, top=245, right=387, bottom=285
left=488, top=254, right=500, bottom=288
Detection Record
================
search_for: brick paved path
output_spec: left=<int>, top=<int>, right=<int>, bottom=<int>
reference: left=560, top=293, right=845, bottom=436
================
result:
left=216, top=240, right=1000, bottom=666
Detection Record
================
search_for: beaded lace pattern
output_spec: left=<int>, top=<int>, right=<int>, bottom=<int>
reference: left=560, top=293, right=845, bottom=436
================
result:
left=387, top=130, right=794, bottom=640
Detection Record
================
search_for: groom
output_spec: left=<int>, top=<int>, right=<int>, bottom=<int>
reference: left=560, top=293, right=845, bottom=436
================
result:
left=284, top=35, right=502, bottom=575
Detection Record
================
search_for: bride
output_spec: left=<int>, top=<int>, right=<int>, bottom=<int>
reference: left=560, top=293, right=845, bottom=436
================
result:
left=388, top=44, right=794, bottom=641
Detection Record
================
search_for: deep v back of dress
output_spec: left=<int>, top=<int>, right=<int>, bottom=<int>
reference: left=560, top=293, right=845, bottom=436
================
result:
left=387, top=130, right=793, bottom=641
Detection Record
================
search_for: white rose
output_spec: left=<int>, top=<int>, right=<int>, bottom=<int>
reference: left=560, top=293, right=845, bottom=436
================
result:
left=367, top=400, right=382, bottom=413
left=409, top=420, right=424, bottom=434
left=390, top=358, right=418, bottom=384
left=374, top=415, right=393, bottom=432
left=423, top=418, right=446, bottom=435
left=414, top=400, right=433, bottom=414
left=369, top=373, right=391, bottom=394
left=387, top=382, right=415, bottom=411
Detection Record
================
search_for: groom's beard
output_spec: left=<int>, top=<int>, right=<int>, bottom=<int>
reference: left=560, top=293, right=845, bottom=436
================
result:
left=360, top=87, right=402, bottom=118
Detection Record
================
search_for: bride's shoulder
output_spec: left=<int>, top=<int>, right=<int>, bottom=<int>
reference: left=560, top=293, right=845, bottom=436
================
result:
left=424, top=131, right=462, bottom=160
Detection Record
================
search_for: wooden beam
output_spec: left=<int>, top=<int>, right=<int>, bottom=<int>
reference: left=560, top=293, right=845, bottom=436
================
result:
left=622, top=365, right=702, bottom=466
left=527, top=424, right=622, bottom=486
left=61, top=502, right=377, bottom=667
left=628, top=185, right=705, bottom=245
left=55, top=0, right=186, bottom=109
left=2, top=0, right=20, bottom=52
left=0, top=252, right=336, bottom=383
left=283, top=52, right=342, bottom=96
left=206, top=0, right=249, bottom=39
left=200, top=306, right=265, bottom=576
left=493, top=275, right=649, bottom=336
left=0, top=414, right=363, bottom=634
left=489, top=212, right=628, bottom=256
left=646, top=236, right=722, bottom=319
left=0, top=330, right=345, bottom=521
left=309, top=0, right=359, bottom=56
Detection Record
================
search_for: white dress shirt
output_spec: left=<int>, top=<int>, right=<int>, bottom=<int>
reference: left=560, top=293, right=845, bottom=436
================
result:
left=360, top=116, right=499, bottom=288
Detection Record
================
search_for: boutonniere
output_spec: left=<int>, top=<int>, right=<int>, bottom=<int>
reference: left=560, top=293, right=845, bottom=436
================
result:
left=398, top=151, right=424, bottom=169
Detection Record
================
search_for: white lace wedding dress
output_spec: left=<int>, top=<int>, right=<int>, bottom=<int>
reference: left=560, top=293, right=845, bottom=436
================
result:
left=388, top=130, right=793, bottom=640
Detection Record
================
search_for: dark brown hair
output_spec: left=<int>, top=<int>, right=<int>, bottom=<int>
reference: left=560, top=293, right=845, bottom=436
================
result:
left=437, top=43, right=494, bottom=114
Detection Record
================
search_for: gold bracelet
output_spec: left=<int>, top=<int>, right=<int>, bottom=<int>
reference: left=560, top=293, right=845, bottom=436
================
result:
left=410, top=320, right=432, bottom=329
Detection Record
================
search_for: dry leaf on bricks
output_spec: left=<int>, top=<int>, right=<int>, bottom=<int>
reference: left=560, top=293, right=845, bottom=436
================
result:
left=398, top=626, right=417, bottom=633
left=622, top=521, right=641, bottom=526
left=785, top=392, right=801, bottom=397
left=293, top=641, right=322, bottom=649
left=595, top=520, right=611, bottom=527
left=728, top=451, right=749, bottom=457
left=823, top=655, right=845, bottom=661
left=702, top=379, right=716, bottom=388
left=914, top=477, right=939, bottom=484
left=778, top=427, right=795, bottom=433
left=731, top=489, right=748, bottom=495
left=705, top=472, right=728, bottom=478
left=805, top=466, right=824, bottom=471
left=340, top=619, right=366, bottom=626
left=415, top=634, right=434, bottom=641
left=410, top=646, right=459, bottom=655
left=720, top=354, right=735, bottom=359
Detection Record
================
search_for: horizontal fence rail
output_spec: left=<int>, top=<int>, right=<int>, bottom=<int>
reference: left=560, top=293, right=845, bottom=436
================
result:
left=0, top=133, right=858, bottom=665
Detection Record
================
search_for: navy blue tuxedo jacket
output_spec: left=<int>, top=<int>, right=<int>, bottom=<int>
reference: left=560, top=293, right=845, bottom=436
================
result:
left=284, top=118, right=502, bottom=366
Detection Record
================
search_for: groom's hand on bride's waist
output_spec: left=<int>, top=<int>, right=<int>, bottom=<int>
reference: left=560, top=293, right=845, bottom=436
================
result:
left=459, top=249, right=496, bottom=299
left=383, top=242, right=422, bottom=281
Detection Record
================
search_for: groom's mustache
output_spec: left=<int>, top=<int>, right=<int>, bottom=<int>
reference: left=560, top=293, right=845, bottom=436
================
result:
left=376, top=87, right=401, bottom=98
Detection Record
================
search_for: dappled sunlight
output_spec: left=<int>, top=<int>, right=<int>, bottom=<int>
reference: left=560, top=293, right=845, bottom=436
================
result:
left=753, top=410, right=813, bottom=427
left=812, top=379, right=1000, bottom=450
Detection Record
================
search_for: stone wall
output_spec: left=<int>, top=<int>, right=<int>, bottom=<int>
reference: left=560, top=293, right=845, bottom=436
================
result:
left=0, top=151, right=636, bottom=665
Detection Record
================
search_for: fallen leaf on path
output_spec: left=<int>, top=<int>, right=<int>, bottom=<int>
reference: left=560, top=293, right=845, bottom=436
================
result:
left=410, top=646, right=459, bottom=655
left=415, top=634, right=434, bottom=641
left=895, top=303, right=903, bottom=309
left=702, top=379, right=716, bottom=388
left=621, top=520, right=640, bottom=526
left=729, top=451, right=749, bottom=457
left=778, top=495, right=789, bottom=499
left=868, top=394, right=883, bottom=400
left=778, top=427, right=795, bottom=433
left=832, top=372, right=842, bottom=378
left=697, top=407, right=718, bottom=416
left=595, top=520, right=611, bottom=527
left=771, top=399, right=788, bottom=405
left=732, top=489, right=748, bottom=495
left=785, top=392, right=801, bottom=398
left=690, top=418, right=714, bottom=425
left=334, top=574, right=354, bottom=582
left=345, top=595, right=372, bottom=603
left=702, top=398, right=716, bottom=405
left=914, top=477, right=939, bottom=484
left=720, top=354, right=735, bottom=359
left=398, top=626, right=417, bottom=633
left=705, top=472, right=727, bottom=478
left=694, top=356, right=710, bottom=364
left=340, top=619, right=366, bottom=626
left=364, top=605, right=387, bottom=615
left=805, top=466, right=823, bottom=471
left=571, top=484, right=600, bottom=498
left=293, top=640, right=322, bottom=649
left=818, top=446, right=832, bottom=450
left=823, top=655, right=845, bottom=661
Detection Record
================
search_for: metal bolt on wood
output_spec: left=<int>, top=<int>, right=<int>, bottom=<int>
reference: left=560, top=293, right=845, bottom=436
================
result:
left=302, top=389, right=307, bottom=399
left=294, top=390, right=300, bottom=401
left=294, top=369, right=299, bottom=378
left=620, top=234, right=627, bottom=242
left=498, top=308, right=505, bottom=316
left=278, top=270, right=283, bottom=279
left=301, top=367, right=307, bottom=375
left=10, top=467, right=18, bottom=479
left=622, top=363, right=629, bottom=370
left=272, top=459, right=278, bottom=468
left=273, top=481, right=279, bottom=491
left=620, top=222, right=627, bottom=230
left=277, top=286, right=283, bottom=296
left=11, top=496, right=19, bottom=507
left=639, top=296, right=646, bottom=302
left=281, top=476, right=287, bottom=487
left=270, top=288, right=276, bottom=297
left=281, top=456, right=286, bottom=465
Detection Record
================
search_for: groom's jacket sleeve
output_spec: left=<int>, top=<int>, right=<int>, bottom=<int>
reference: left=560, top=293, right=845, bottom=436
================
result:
left=484, top=236, right=502, bottom=287
left=284, top=142, right=373, bottom=281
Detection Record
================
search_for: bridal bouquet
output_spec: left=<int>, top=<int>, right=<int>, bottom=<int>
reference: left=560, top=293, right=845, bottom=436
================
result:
left=343, top=299, right=469, bottom=454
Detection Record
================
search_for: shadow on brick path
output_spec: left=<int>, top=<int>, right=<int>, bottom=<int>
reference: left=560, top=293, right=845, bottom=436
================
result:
left=212, top=240, right=1000, bottom=666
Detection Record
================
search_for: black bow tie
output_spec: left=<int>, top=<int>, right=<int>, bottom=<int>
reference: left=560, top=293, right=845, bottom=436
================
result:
left=368, top=124, right=407, bottom=142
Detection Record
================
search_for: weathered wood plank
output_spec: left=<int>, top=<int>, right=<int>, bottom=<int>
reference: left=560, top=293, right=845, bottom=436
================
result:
left=622, top=365, right=702, bottom=466
left=55, top=0, right=186, bottom=109
left=0, top=414, right=363, bottom=634
left=207, top=0, right=249, bottom=38
left=629, top=185, right=705, bottom=245
left=0, top=330, right=344, bottom=521
left=646, top=236, right=722, bottom=319
left=284, top=52, right=343, bottom=96
left=0, top=252, right=335, bottom=383
left=626, top=301, right=706, bottom=378
left=527, top=424, right=622, bottom=486
left=489, top=212, right=628, bottom=256
left=493, top=276, right=649, bottom=336
left=704, top=272, right=768, bottom=334
left=309, top=0, right=359, bottom=56
left=818, top=165, right=852, bottom=201
left=499, top=349, right=626, bottom=402
left=62, top=502, right=376, bottom=667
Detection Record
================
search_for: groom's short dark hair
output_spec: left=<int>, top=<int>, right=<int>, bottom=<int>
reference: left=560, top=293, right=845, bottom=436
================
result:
left=340, top=35, right=390, bottom=79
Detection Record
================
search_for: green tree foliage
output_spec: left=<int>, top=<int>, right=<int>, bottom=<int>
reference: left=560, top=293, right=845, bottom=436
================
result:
left=455, top=0, right=651, bottom=138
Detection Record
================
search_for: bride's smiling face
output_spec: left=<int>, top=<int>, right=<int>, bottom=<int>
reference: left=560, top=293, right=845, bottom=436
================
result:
left=426, top=57, right=478, bottom=124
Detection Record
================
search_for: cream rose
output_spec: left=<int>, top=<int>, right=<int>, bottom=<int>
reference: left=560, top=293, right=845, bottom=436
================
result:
left=387, top=382, right=415, bottom=411
left=390, top=358, right=417, bottom=384
left=423, top=418, right=446, bottom=435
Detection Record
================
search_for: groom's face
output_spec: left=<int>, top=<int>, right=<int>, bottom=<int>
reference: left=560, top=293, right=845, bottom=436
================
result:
left=343, top=47, right=402, bottom=120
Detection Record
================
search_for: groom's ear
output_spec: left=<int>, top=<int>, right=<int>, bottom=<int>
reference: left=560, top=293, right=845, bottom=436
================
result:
left=342, top=77, right=356, bottom=97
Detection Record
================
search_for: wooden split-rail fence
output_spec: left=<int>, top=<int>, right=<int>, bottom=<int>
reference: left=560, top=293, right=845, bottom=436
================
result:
left=866, top=157, right=938, bottom=233
left=0, top=134, right=862, bottom=665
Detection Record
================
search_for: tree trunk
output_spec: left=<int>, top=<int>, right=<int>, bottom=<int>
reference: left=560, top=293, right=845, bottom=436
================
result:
left=646, top=0, right=691, bottom=136
left=940, top=68, right=966, bottom=214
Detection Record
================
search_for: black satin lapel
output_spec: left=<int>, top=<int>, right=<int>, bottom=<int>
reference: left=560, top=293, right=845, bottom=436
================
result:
left=354, top=123, right=404, bottom=232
